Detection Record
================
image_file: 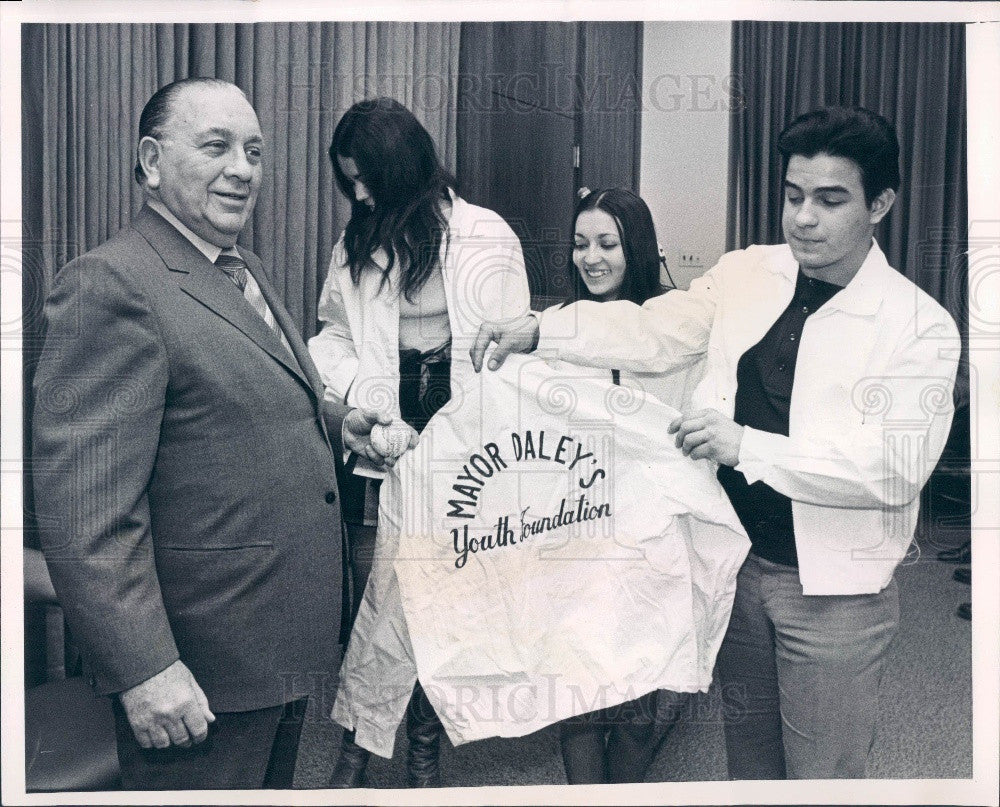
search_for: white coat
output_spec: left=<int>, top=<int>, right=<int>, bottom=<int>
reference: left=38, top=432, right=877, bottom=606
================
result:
left=309, top=194, right=531, bottom=427
left=538, top=240, right=960, bottom=594
left=543, top=299, right=706, bottom=413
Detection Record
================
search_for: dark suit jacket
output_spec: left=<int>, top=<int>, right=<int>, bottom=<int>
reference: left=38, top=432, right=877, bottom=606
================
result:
left=33, top=206, right=348, bottom=712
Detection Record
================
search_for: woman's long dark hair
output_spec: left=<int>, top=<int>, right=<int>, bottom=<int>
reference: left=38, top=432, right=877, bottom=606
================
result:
left=331, top=98, right=457, bottom=301
left=565, top=188, right=667, bottom=306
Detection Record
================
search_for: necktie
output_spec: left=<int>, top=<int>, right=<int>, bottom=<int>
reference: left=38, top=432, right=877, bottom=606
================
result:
left=215, top=253, right=283, bottom=340
left=215, top=253, right=250, bottom=291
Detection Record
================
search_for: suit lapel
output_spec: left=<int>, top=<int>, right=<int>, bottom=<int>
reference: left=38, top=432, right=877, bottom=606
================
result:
left=243, top=253, right=329, bottom=410
left=134, top=206, right=315, bottom=397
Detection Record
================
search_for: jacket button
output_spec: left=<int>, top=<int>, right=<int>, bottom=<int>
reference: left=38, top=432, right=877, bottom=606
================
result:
left=325, top=491, right=337, bottom=504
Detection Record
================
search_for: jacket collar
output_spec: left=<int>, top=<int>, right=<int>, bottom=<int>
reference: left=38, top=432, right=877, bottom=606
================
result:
left=145, top=198, right=224, bottom=263
left=446, top=188, right=464, bottom=230
left=822, top=239, right=891, bottom=316
left=768, top=238, right=890, bottom=316
left=133, top=205, right=315, bottom=394
left=134, top=204, right=254, bottom=275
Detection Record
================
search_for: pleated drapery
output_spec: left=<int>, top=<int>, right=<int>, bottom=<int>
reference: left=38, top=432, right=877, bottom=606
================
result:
left=21, top=22, right=460, bottom=339
left=726, top=22, right=967, bottom=346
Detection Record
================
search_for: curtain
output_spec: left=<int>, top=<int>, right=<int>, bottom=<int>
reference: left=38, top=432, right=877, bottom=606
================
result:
left=726, top=22, right=967, bottom=361
left=21, top=21, right=460, bottom=339
left=455, top=22, right=642, bottom=305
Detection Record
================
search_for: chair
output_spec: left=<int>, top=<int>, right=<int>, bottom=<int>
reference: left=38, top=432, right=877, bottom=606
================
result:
left=24, top=548, right=121, bottom=792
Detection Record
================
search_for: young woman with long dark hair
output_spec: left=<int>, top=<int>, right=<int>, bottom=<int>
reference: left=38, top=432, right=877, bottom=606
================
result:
left=308, top=97, right=530, bottom=788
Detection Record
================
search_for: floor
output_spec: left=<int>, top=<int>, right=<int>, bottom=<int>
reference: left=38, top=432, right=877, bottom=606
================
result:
left=291, top=555, right=973, bottom=788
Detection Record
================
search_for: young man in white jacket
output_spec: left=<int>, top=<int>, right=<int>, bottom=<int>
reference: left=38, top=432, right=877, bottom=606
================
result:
left=470, top=106, right=960, bottom=779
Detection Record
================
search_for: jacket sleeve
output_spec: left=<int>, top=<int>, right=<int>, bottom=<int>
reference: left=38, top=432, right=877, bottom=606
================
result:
left=447, top=218, right=531, bottom=339
left=493, top=228, right=531, bottom=321
left=309, top=241, right=360, bottom=405
left=321, top=398, right=352, bottom=466
left=736, top=307, right=961, bottom=508
left=536, top=251, right=725, bottom=372
left=31, top=255, right=179, bottom=695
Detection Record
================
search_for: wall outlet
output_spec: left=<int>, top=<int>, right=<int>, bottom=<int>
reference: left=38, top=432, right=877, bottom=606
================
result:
left=677, top=251, right=704, bottom=270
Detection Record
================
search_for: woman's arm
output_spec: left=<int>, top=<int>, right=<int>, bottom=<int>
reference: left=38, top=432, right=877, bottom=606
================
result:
left=308, top=244, right=361, bottom=404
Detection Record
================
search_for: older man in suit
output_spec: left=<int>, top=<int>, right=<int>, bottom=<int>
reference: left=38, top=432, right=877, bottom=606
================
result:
left=31, top=78, right=404, bottom=790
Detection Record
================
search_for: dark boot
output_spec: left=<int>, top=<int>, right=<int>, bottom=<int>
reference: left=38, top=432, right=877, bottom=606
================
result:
left=327, top=729, right=370, bottom=788
left=406, top=683, right=443, bottom=787
left=605, top=691, right=662, bottom=783
left=559, top=720, right=608, bottom=784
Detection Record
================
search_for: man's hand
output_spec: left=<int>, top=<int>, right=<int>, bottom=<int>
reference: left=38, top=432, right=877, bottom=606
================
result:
left=343, top=408, right=418, bottom=468
left=119, top=659, right=214, bottom=749
left=470, top=315, right=539, bottom=372
left=668, top=408, right=744, bottom=467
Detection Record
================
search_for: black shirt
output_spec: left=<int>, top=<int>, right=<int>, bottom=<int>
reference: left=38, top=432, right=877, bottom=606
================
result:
left=717, top=269, right=844, bottom=567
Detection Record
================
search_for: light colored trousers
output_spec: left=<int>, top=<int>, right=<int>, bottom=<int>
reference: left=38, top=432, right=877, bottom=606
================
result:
left=717, top=552, right=899, bottom=779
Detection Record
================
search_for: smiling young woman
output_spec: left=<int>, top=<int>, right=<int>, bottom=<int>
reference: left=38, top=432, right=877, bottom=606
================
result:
left=566, top=188, right=663, bottom=306
left=554, top=188, right=701, bottom=784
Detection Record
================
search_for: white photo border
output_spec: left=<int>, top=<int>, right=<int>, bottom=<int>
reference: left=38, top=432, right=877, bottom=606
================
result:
left=2, top=2, right=997, bottom=805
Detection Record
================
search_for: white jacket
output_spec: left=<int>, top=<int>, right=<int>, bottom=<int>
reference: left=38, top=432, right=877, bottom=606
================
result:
left=334, top=357, right=750, bottom=756
left=538, top=241, right=960, bottom=594
left=309, top=195, right=531, bottom=422
left=544, top=301, right=706, bottom=413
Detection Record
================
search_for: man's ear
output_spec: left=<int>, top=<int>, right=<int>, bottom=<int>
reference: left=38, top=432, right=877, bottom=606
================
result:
left=138, top=136, right=162, bottom=190
left=868, top=187, right=896, bottom=225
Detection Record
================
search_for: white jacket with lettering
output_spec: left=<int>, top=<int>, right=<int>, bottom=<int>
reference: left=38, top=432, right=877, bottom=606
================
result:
left=538, top=240, right=960, bottom=594
left=333, top=357, right=750, bottom=755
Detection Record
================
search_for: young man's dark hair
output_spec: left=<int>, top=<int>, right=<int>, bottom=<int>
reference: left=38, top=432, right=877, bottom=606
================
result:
left=777, top=106, right=901, bottom=205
